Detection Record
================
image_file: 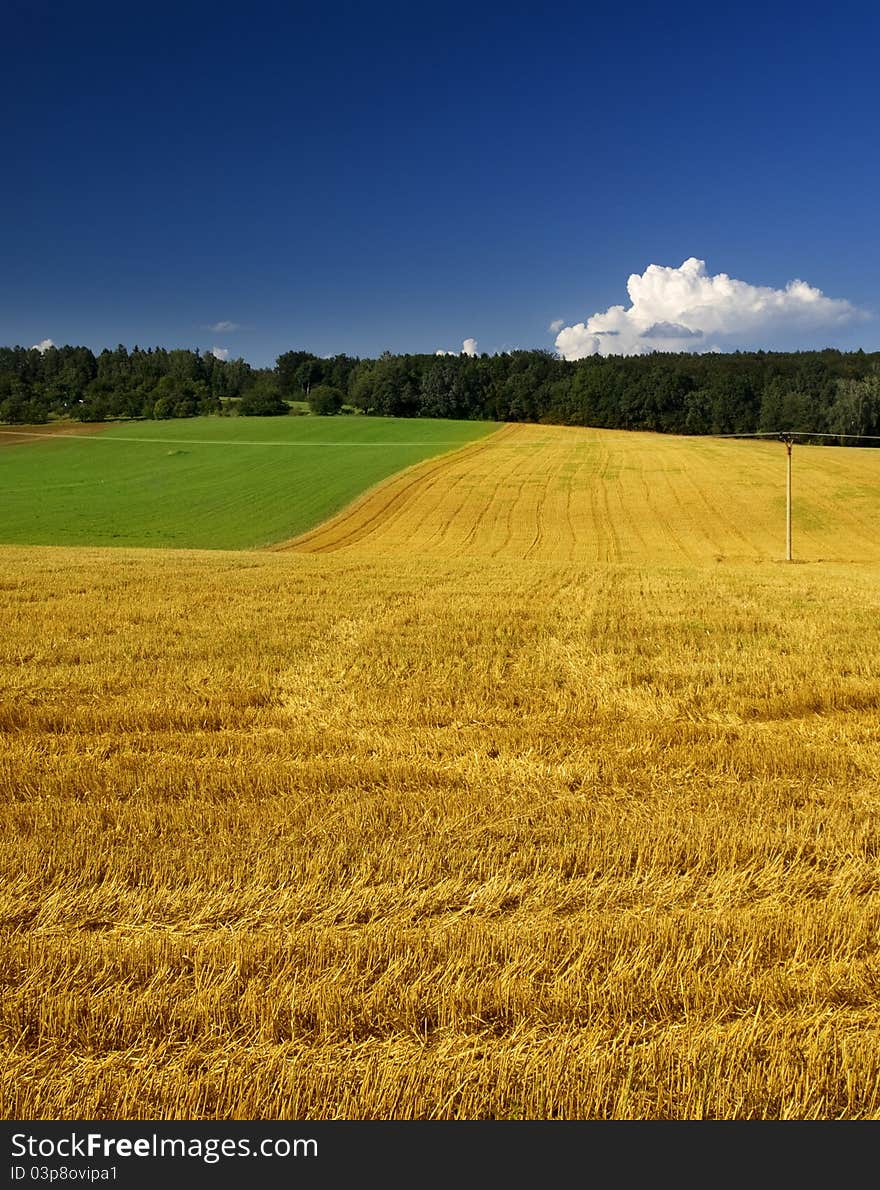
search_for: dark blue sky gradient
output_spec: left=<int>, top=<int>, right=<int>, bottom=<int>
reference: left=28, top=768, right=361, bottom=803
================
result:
left=3, top=0, right=878, bottom=364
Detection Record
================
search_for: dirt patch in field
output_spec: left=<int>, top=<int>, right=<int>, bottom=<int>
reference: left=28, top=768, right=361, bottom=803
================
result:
left=0, top=421, right=122, bottom=448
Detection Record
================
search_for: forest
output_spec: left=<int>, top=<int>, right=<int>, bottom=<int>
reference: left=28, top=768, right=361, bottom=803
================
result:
left=2, top=342, right=879, bottom=442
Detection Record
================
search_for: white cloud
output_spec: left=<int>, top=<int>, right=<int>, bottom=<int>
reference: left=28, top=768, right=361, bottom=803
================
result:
left=548, top=319, right=564, bottom=333
left=436, top=338, right=478, bottom=357
left=554, top=258, right=866, bottom=359
left=209, top=347, right=229, bottom=360
left=207, top=320, right=240, bottom=333
left=30, top=338, right=55, bottom=352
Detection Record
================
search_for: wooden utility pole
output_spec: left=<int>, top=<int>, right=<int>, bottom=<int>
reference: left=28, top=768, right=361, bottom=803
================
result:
left=782, top=435, right=793, bottom=562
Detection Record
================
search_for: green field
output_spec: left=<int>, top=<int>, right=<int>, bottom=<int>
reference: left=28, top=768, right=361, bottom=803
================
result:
left=0, top=417, right=495, bottom=549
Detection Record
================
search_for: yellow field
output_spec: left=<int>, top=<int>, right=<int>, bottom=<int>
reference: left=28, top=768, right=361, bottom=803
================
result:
left=3, top=425, right=880, bottom=1119
left=282, top=423, right=880, bottom=563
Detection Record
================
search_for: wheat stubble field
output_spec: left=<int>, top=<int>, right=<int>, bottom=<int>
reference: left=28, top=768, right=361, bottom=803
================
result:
left=3, top=423, right=880, bottom=1119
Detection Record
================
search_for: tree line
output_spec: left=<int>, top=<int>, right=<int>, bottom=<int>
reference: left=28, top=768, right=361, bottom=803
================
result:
left=3, top=342, right=880, bottom=443
left=0, top=344, right=283, bottom=423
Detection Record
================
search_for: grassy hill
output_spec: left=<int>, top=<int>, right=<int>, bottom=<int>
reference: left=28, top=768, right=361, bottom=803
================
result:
left=0, top=416, right=496, bottom=549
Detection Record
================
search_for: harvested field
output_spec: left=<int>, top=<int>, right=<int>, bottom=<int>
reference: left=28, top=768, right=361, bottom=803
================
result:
left=282, top=423, right=880, bottom=563
left=3, top=424, right=880, bottom=1120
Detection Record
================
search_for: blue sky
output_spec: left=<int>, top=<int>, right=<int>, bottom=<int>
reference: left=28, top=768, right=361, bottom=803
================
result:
left=3, top=0, right=878, bottom=366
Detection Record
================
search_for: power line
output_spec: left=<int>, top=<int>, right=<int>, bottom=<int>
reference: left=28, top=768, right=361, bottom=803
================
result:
left=712, top=430, right=880, bottom=441
left=709, top=428, right=880, bottom=562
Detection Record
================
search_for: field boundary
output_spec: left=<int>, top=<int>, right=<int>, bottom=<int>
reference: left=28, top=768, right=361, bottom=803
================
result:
left=0, top=422, right=122, bottom=447
left=269, top=423, right=517, bottom=553
left=0, top=425, right=492, bottom=450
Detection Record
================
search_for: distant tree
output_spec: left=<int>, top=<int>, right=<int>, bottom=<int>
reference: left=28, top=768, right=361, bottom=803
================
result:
left=295, top=358, right=324, bottom=395
left=682, top=388, right=713, bottom=434
left=758, top=379, right=817, bottom=434
left=213, top=356, right=252, bottom=398
left=349, top=353, right=420, bottom=415
left=827, top=375, right=880, bottom=443
left=149, top=376, right=216, bottom=419
left=324, top=353, right=360, bottom=395
left=0, top=377, right=47, bottom=423
left=167, top=349, right=206, bottom=382
left=238, top=375, right=288, bottom=416
left=151, top=393, right=177, bottom=419
left=308, top=385, right=345, bottom=415
left=276, top=350, right=319, bottom=396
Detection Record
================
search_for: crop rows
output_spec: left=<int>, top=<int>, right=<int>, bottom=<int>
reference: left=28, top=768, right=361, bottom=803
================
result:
left=3, top=537, right=880, bottom=1118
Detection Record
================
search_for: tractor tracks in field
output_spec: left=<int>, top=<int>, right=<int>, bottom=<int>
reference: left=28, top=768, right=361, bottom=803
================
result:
left=270, top=424, right=521, bottom=555
left=271, top=424, right=649, bottom=563
left=587, top=446, right=621, bottom=563
left=269, top=422, right=848, bottom=565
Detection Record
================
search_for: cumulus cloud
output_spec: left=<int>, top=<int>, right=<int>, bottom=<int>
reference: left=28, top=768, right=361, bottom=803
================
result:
left=208, top=346, right=229, bottom=361
left=548, top=319, right=564, bottom=333
left=30, top=338, right=55, bottom=352
left=554, top=258, right=866, bottom=359
left=436, top=338, right=478, bottom=357
left=206, top=320, right=240, bottom=333
left=641, top=321, right=704, bottom=340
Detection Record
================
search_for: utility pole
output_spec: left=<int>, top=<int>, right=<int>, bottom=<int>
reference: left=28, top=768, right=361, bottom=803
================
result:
left=781, top=434, right=794, bottom=562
